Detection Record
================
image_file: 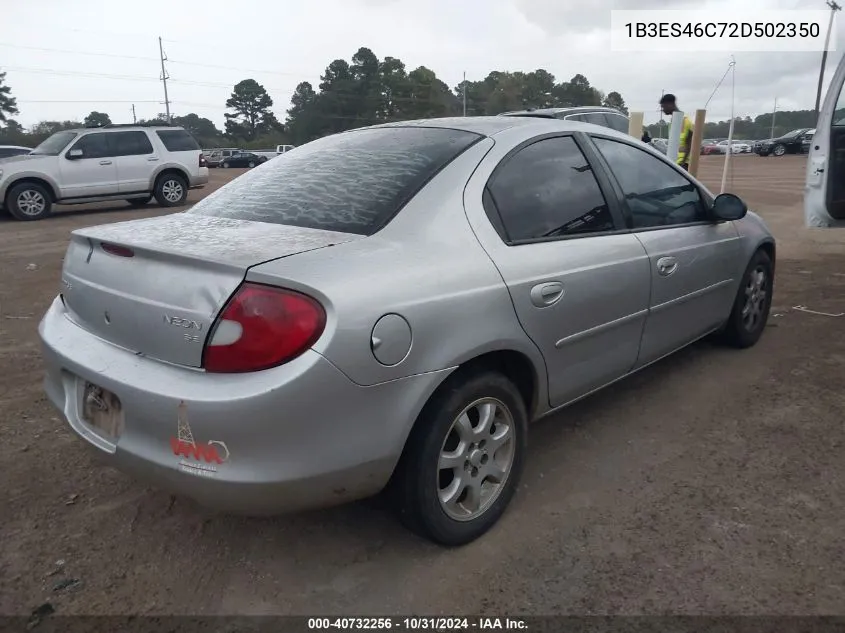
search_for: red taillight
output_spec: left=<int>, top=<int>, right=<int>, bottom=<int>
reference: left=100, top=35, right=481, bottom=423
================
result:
left=199, top=154, right=208, bottom=167
left=202, top=283, right=326, bottom=373
left=101, top=242, right=135, bottom=257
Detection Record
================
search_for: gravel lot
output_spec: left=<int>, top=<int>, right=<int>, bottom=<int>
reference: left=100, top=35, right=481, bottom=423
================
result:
left=1, top=156, right=844, bottom=616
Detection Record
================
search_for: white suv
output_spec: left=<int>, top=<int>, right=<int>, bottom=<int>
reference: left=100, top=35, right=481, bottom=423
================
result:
left=0, top=124, right=209, bottom=221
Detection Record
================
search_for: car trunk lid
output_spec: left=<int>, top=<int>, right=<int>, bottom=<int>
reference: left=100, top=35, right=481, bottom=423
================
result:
left=61, top=213, right=361, bottom=368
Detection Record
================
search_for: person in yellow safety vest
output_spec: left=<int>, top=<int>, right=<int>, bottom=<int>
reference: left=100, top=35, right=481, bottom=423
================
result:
left=659, top=93, right=693, bottom=170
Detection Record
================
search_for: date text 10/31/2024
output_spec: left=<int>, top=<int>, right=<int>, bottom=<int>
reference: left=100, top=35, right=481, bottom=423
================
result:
left=307, top=617, right=529, bottom=630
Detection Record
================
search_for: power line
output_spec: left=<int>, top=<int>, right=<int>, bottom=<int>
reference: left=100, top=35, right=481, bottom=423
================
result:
left=0, top=42, right=160, bottom=63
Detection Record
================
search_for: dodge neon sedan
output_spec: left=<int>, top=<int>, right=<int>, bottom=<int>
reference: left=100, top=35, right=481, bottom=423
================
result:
left=39, top=116, right=775, bottom=546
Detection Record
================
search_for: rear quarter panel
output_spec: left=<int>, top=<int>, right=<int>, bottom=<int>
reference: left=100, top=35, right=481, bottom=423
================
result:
left=246, top=137, right=548, bottom=390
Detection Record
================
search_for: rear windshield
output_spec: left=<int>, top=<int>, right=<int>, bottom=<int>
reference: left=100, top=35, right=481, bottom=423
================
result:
left=156, top=129, right=200, bottom=152
left=187, top=126, right=482, bottom=235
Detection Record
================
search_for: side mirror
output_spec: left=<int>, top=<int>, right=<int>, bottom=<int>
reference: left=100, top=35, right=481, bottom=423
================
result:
left=66, top=149, right=84, bottom=159
left=711, top=193, right=747, bottom=221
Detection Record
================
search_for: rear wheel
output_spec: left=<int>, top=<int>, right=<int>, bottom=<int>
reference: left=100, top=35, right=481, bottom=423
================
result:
left=126, top=196, right=152, bottom=207
left=248, top=161, right=255, bottom=168
left=390, top=369, right=527, bottom=546
left=153, top=173, right=188, bottom=207
left=6, top=182, right=53, bottom=221
left=722, top=249, right=773, bottom=348
left=222, top=162, right=230, bottom=169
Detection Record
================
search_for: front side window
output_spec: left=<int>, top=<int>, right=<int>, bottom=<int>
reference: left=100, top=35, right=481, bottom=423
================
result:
left=485, top=136, right=615, bottom=241
left=592, top=137, right=707, bottom=229
left=69, top=133, right=111, bottom=159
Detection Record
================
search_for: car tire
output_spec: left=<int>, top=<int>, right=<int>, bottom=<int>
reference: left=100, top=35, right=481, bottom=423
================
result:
left=6, top=181, right=53, bottom=221
left=772, top=144, right=786, bottom=157
left=390, top=369, right=527, bottom=546
left=153, top=173, right=188, bottom=207
left=222, top=162, right=229, bottom=169
left=127, top=196, right=152, bottom=207
left=721, top=249, right=774, bottom=349
left=248, top=161, right=255, bottom=168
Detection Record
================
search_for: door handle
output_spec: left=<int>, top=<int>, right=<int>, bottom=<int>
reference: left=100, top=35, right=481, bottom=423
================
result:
left=99, top=160, right=112, bottom=165
left=147, top=157, right=159, bottom=161
left=656, top=256, right=679, bottom=276
left=530, top=282, right=564, bottom=307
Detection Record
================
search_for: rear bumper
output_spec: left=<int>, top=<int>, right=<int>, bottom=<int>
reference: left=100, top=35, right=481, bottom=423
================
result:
left=190, top=169, right=209, bottom=188
left=38, top=296, right=449, bottom=514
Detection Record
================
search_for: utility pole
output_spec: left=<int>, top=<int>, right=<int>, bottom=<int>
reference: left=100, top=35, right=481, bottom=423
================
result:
left=814, top=0, right=841, bottom=120
left=158, top=36, right=171, bottom=123
left=462, top=71, right=467, bottom=117
left=770, top=97, right=777, bottom=138
left=659, top=88, right=665, bottom=138
left=131, top=104, right=137, bottom=124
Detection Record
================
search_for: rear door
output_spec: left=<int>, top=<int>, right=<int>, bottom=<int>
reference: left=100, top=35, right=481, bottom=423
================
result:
left=587, top=134, right=743, bottom=366
left=470, top=133, right=651, bottom=408
left=806, top=53, right=845, bottom=228
left=59, top=132, right=119, bottom=198
left=111, top=131, right=157, bottom=193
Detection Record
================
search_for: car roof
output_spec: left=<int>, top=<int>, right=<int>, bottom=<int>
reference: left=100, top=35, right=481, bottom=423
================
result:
left=68, top=124, right=187, bottom=134
left=499, top=106, right=627, bottom=118
left=367, top=115, right=622, bottom=138
left=0, top=145, right=32, bottom=150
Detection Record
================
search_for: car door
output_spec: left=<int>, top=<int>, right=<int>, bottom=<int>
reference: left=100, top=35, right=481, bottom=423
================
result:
left=111, top=131, right=157, bottom=194
left=59, top=132, right=119, bottom=199
left=806, top=52, right=845, bottom=228
left=465, top=133, right=652, bottom=409
left=587, top=135, right=743, bottom=366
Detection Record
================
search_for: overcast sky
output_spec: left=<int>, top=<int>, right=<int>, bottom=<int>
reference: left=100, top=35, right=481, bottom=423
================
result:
left=3, top=0, right=843, bottom=130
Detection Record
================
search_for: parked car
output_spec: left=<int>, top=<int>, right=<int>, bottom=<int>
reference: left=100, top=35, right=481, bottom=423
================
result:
left=500, top=106, right=630, bottom=133
left=252, top=144, right=296, bottom=161
left=205, top=147, right=241, bottom=168
left=717, top=140, right=751, bottom=154
left=0, top=145, right=32, bottom=158
left=38, top=116, right=775, bottom=546
left=756, top=128, right=814, bottom=156
left=218, top=152, right=267, bottom=168
left=701, top=140, right=726, bottom=155
left=0, top=123, right=208, bottom=221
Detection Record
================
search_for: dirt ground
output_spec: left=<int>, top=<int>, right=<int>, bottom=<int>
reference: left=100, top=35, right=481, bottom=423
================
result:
left=1, top=156, right=844, bottom=616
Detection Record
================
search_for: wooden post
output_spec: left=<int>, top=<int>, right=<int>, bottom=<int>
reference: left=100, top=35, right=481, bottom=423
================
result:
left=666, top=111, right=684, bottom=165
left=687, top=109, right=707, bottom=177
left=628, top=111, right=644, bottom=139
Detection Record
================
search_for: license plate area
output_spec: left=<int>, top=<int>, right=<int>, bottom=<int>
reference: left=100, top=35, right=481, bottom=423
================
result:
left=81, top=382, right=125, bottom=440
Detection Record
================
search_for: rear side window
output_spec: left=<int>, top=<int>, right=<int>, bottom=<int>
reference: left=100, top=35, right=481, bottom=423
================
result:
left=156, top=129, right=201, bottom=152
left=583, top=113, right=609, bottom=127
left=110, top=131, right=154, bottom=156
left=606, top=113, right=630, bottom=133
left=188, top=126, right=482, bottom=235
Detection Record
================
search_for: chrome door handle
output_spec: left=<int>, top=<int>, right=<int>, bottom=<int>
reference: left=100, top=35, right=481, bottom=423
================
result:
left=656, top=257, right=679, bottom=276
left=530, top=282, right=564, bottom=307
left=147, top=157, right=159, bottom=161
left=99, top=160, right=112, bottom=165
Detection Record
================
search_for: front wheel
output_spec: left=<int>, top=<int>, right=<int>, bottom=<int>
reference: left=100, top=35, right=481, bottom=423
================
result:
left=221, top=162, right=230, bottom=169
left=248, top=161, right=255, bottom=168
left=153, top=173, right=188, bottom=207
left=722, top=249, right=774, bottom=348
left=6, top=182, right=53, bottom=221
left=772, top=144, right=786, bottom=157
left=390, top=369, right=527, bottom=546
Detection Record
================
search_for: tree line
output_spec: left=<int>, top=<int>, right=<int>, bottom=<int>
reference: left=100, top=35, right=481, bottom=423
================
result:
left=645, top=110, right=821, bottom=141
left=0, top=49, right=820, bottom=150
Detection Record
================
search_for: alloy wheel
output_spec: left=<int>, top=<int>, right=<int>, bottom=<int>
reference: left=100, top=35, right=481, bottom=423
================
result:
left=16, top=189, right=46, bottom=216
left=741, top=265, right=768, bottom=332
left=437, top=397, right=515, bottom=522
left=161, top=179, right=184, bottom=203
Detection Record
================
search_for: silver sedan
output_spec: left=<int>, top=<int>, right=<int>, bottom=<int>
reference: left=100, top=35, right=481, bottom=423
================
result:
left=39, top=116, right=775, bottom=546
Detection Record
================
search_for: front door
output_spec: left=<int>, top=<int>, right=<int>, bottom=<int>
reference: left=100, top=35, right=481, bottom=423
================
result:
left=466, top=134, right=651, bottom=408
left=587, top=135, right=743, bottom=366
left=111, top=131, right=158, bottom=193
left=59, top=132, right=119, bottom=199
left=805, top=52, right=845, bottom=228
